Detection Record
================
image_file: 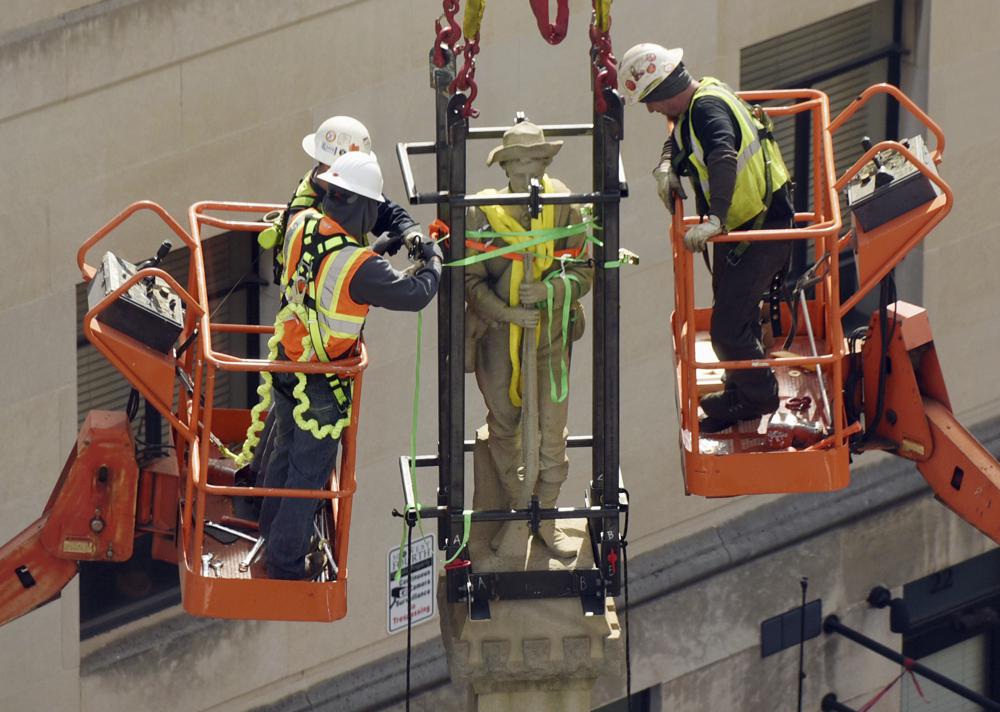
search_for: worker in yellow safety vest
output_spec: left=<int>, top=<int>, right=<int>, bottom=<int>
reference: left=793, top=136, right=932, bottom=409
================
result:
left=465, top=121, right=594, bottom=557
left=258, top=151, right=442, bottom=580
left=622, top=43, right=794, bottom=433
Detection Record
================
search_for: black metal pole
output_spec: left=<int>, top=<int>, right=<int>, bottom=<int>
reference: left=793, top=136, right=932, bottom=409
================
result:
left=797, top=577, right=808, bottom=712
left=592, top=87, right=623, bottom=597
left=431, top=50, right=459, bottom=558
left=443, top=94, right=467, bottom=561
left=820, top=693, right=857, bottom=712
left=824, top=615, right=1000, bottom=710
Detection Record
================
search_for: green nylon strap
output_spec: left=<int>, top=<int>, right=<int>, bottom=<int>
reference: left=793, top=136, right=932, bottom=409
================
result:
left=443, top=510, right=473, bottom=565
left=395, top=307, right=427, bottom=583
left=446, top=219, right=596, bottom=267
left=409, top=311, right=423, bottom=521
left=542, top=271, right=581, bottom=403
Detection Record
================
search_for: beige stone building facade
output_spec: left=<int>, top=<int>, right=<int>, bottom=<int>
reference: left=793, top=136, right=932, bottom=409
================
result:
left=1, top=0, right=999, bottom=710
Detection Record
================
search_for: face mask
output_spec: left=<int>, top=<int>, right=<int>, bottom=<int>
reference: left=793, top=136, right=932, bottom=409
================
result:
left=360, top=199, right=379, bottom=236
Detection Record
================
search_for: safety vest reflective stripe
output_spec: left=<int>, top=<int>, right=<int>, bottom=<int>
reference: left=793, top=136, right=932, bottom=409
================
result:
left=685, top=87, right=763, bottom=175
left=278, top=208, right=373, bottom=362
left=674, top=77, right=790, bottom=229
left=317, top=247, right=368, bottom=337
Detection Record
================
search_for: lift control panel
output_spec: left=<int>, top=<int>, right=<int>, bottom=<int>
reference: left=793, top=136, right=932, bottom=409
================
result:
left=87, top=250, right=184, bottom=353
left=847, top=134, right=942, bottom=231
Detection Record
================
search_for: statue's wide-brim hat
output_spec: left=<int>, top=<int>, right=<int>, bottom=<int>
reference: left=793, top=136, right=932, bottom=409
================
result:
left=486, top=121, right=563, bottom=166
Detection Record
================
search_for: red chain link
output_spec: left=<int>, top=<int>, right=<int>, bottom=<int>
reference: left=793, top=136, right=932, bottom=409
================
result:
left=449, top=33, right=482, bottom=118
left=529, top=0, right=570, bottom=45
left=433, top=0, right=462, bottom=68
left=589, top=5, right=617, bottom=113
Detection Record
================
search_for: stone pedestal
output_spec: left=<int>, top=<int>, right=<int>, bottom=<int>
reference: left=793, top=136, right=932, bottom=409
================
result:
left=441, top=427, right=622, bottom=711
left=439, top=574, right=621, bottom=711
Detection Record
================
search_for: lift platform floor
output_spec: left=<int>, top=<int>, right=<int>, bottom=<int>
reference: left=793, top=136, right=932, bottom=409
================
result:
left=692, top=334, right=831, bottom=456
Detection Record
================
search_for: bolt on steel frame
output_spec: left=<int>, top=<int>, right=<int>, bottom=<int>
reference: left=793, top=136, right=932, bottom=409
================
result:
left=394, top=49, right=629, bottom=613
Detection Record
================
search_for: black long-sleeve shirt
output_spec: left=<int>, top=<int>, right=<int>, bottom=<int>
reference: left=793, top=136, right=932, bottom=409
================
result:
left=665, top=94, right=793, bottom=229
left=348, top=256, right=441, bottom=312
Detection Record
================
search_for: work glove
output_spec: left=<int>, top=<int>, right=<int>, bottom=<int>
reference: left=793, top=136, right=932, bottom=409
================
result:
left=518, top=280, right=549, bottom=306
left=417, top=237, right=444, bottom=264
left=370, top=233, right=404, bottom=256
left=504, top=307, right=540, bottom=328
left=683, top=215, right=724, bottom=253
left=652, top=161, right=687, bottom=214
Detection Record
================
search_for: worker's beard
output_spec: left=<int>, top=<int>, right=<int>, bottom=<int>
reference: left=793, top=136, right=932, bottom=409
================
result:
left=322, top=192, right=379, bottom=239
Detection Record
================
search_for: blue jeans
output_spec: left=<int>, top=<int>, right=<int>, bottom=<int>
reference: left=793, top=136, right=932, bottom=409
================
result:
left=258, top=371, right=344, bottom=579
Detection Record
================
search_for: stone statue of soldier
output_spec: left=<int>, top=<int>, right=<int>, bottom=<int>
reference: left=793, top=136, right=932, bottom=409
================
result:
left=465, top=121, right=593, bottom=557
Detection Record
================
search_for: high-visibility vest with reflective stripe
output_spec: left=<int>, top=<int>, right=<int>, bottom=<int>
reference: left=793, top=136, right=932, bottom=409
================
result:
left=674, top=77, right=790, bottom=229
left=278, top=208, right=374, bottom=363
left=289, top=170, right=319, bottom=212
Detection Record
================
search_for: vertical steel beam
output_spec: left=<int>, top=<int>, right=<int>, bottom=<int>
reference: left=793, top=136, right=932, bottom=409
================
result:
left=431, top=53, right=460, bottom=553
left=592, top=88, right=623, bottom=596
left=442, top=96, right=468, bottom=558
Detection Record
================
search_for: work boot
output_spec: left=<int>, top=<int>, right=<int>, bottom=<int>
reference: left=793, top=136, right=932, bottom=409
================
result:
left=699, top=384, right=779, bottom=434
left=534, top=482, right=577, bottom=559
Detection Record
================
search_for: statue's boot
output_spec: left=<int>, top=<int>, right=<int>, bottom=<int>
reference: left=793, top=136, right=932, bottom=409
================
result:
left=534, top=481, right=577, bottom=558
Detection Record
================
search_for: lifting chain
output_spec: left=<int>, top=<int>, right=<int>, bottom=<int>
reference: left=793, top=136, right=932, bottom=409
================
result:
left=589, top=0, right=617, bottom=114
left=449, top=0, right=485, bottom=118
left=433, top=0, right=462, bottom=68
left=450, top=34, right=482, bottom=118
left=529, top=0, right=570, bottom=45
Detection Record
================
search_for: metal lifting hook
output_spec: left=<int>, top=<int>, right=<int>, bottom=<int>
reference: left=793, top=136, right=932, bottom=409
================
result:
left=529, top=0, right=570, bottom=45
left=450, top=34, right=482, bottom=118
left=433, top=0, right=462, bottom=68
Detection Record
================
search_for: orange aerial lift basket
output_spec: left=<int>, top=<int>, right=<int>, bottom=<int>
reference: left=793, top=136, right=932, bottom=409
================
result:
left=73, top=201, right=368, bottom=622
left=670, top=84, right=954, bottom=497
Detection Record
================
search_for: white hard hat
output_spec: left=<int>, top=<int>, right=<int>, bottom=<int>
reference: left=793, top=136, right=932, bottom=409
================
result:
left=317, top=152, right=385, bottom=203
left=620, top=43, right=684, bottom=105
left=302, top=115, right=373, bottom=165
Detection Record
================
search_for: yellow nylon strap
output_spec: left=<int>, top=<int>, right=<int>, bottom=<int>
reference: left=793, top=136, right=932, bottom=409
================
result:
left=477, top=175, right=556, bottom=406
left=463, top=0, right=486, bottom=37
left=595, top=0, right=612, bottom=32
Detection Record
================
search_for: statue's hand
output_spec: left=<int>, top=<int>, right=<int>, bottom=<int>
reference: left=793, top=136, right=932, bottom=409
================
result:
left=518, top=280, right=548, bottom=305
left=505, top=307, right=540, bottom=328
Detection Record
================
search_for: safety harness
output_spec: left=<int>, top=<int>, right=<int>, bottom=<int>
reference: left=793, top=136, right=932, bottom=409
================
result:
left=672, top=79, right=786, bottom=270
left=235, top=216, right=366, bottom=465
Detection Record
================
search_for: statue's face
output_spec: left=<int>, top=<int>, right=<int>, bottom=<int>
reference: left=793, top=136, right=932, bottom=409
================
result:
left=502, top=156, right=549, bottom=193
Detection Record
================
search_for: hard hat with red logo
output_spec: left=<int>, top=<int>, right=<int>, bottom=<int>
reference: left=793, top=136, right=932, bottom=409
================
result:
left=619, top=44, right=685, bottom=105
left=301, top=116, right=373, bottom=166
left=316, top=152, right=386, bottom=203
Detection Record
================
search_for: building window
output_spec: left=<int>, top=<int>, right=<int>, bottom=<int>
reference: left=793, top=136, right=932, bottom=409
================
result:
left=740, top=0, right=910, bottom=328
left=75, top=232, right=260, bottom=638
left=901, top=549, right=1000, bottom=709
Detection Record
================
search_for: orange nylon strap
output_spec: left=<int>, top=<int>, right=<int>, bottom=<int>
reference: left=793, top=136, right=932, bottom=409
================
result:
left=464, top=239, right=583, bottom=262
